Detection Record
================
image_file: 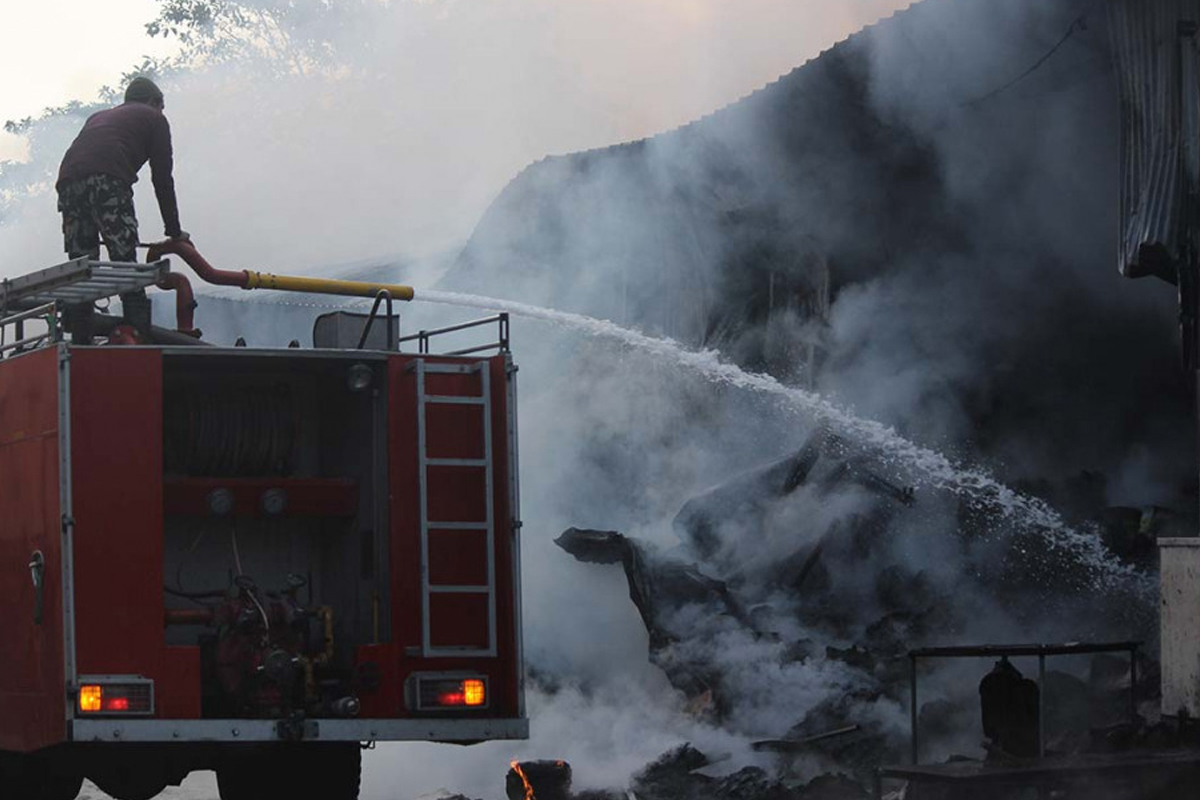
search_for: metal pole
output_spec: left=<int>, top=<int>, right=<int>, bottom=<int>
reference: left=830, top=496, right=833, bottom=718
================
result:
left=357, top=290, right=394, bottom=350
left=1130, top=645, right=1139, bottom=723
left=385, top=292, right=395, bottom=350
left=910, top=654, right=919, bottom=764
left=1038, top=654, right=1046, bottom=758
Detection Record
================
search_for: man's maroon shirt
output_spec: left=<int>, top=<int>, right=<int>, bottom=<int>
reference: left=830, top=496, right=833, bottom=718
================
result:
left=57, top=101, right=182, bottom=236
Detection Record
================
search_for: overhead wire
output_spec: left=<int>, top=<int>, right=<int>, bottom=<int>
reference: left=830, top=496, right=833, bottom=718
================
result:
left=962, top=0, right=1102, bottom=108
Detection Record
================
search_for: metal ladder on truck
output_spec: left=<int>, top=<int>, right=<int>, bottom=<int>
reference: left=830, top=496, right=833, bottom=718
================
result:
left=413, top=358, right=498, bottom=657
left=0, top=257, right=170, bottom=357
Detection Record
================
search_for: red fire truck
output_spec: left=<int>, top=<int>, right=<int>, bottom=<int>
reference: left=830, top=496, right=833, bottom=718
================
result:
left=0, top=243, right=526, bottom=799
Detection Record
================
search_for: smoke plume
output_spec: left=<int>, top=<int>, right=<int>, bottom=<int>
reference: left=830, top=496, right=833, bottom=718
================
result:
left=3, top=0, right=1183, bottom=797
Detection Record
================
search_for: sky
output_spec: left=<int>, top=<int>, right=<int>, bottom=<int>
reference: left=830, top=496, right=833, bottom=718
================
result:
left=0, top=0, right=179, bottom=160
left=0, top=0, right=916, bottom=162
left=0, top=0, right=920, bottom=271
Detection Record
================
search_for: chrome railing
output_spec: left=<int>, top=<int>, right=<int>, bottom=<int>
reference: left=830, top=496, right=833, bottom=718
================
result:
left=398, top=313, right=510, bottom=356
left=0, top=302, right=60, bottom=358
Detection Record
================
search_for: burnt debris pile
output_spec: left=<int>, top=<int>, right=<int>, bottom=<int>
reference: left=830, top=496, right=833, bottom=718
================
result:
left=553, top=427, right=923, bottom=725
left=499, top=746, right=871, bottom=800
left=626, top=744, right=862, bottom=800
left=540, top=426, right=1168, bottom=796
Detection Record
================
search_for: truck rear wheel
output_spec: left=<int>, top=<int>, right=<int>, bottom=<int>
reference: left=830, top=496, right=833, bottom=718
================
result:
left=217, top=743, right=360, bottom=800
left=0, top=750, right=84, bottom=800
left=301, top=743, right=361, bottom=800
left=89, top=773, right=168, bottom=800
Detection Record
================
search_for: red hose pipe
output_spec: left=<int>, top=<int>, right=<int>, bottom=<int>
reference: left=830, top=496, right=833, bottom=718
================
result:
left=146, top=239, right=250, bottom=288
left=155, top=272, right=199, bottom=335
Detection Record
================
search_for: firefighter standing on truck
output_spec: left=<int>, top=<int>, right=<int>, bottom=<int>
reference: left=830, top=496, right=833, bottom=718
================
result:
left=56, top=76, right=191, bottom=330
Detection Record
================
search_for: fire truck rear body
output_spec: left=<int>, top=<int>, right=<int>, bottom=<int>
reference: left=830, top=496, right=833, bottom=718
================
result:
left=0, top=256, right=526, bottom=794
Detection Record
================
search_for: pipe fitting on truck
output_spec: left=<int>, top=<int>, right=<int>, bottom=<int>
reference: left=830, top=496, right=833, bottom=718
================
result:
left=147, top=239, right=416, bottom=301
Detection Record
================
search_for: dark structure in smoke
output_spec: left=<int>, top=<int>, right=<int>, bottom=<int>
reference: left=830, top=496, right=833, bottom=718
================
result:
left=553, top=434, right=1186, bottom=795
left=553, top=429, right=933, bottom=771
left=434, top=0, right=1200, bottom=793
left=443, top=0, right=1195, bottom=516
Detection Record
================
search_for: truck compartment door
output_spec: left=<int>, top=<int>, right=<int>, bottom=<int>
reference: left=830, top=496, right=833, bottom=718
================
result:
left=0, top=348, right=66, bottom=751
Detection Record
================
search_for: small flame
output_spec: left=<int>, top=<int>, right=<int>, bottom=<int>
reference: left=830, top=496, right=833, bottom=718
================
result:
left=511, top=761, right=535, bottom=800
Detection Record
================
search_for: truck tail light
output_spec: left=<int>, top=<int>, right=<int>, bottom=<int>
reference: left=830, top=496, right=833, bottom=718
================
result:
left=77, top=679, right=154, bottom=716
left=79, top=685, right=102, bottom=712
left=413, top=675, right=488, bottom=710
left=463, top=679, right=486, bottom=706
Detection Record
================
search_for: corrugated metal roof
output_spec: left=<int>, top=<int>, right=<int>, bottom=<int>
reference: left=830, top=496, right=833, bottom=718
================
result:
left=1109, top=0, right=1200, bottom=277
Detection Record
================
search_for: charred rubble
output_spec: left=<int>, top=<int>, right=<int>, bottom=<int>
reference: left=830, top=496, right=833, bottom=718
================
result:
left=503, top=744, right=870, bottom=800
left=543, top=427, right=1176, bottom=796
left=556, top=428, right=925, bottom=720
left=459, top=720, right=1200, bottom=800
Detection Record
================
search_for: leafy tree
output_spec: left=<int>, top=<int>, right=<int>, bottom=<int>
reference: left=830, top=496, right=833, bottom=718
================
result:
left=0, top=0, right=386, bottom=226
left=145, top=0, right=380, bottom=75
left=1, top=103, right=100, bottom=226
left=0, top=56, right=177, bottom=226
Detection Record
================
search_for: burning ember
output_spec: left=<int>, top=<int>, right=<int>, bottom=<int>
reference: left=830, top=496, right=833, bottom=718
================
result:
left=510, top=761, right=534, bottom=800
left=506, top=760, right=572, bottom=800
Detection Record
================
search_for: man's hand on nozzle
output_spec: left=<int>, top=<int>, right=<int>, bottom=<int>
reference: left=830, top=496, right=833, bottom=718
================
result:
left=169, top=230, right=192, bottom=244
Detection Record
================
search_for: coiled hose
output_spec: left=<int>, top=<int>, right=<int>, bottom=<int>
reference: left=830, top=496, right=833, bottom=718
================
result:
left=165, top=384, right=297, bottom=476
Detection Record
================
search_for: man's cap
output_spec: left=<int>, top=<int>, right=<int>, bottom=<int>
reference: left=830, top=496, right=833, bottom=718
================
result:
left=124, top=77, right=164, bottom=106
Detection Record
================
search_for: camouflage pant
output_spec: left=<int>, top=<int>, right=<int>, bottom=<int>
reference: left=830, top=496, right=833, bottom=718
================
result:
left=57, top=174, right=139, bottom=262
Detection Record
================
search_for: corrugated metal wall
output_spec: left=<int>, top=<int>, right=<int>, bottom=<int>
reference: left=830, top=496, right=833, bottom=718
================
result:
left=1109, top=0, right=1200, bottom=276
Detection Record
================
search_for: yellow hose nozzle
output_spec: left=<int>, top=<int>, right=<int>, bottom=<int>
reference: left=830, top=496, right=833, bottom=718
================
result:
left=245, top=271, right=415, bottom=302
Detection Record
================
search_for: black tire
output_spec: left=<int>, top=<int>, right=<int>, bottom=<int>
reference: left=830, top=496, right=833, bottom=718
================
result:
left=0, top=749, right=83, bottom=800
left=215, top=759, right=264, bottom=800
left=299, top=743, right=360, bottom=800
left=218, top=743, right=359, bottom=800
left=35, top=772, right=84, bottom=800
left=0, top=751, right=26, bottom=800
left=89, top=772, right=167, bottom=800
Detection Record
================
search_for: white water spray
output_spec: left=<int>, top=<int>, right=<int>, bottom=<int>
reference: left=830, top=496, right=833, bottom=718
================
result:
left=198, top=286, right=1149, bottom=592
left=416, top=289, right=1149, bottom=592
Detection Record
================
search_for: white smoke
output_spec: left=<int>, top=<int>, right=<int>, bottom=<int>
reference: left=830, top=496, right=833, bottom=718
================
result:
left=4, top=1, right=1175, bottom=798
left=0, top=0, right=914, bottom=276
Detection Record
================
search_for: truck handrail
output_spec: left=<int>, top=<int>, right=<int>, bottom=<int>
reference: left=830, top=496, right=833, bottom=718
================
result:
left=0, top=302, right=60, bottom=358
left=397, top=313, right=509, bottom=355
left=357, top=290, right=397, bottom=350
